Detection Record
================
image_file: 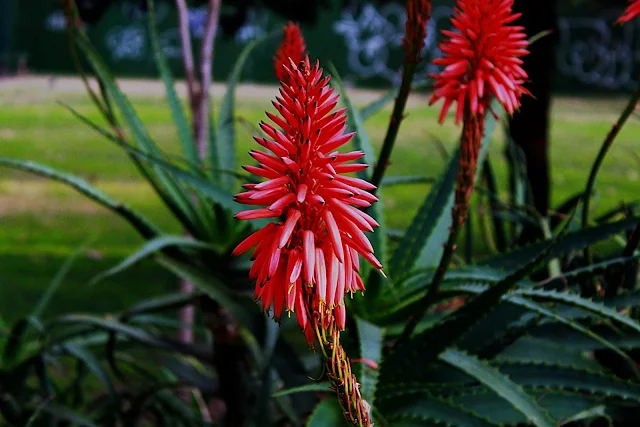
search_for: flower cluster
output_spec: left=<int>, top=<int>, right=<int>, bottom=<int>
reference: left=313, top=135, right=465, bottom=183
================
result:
left=617, top=0, right=640, bottom=24
left=233, top=56, right=383, bottom=345
left=429, top=0, right=530, bottom=123
left=273, top=22, right=307, bottom=82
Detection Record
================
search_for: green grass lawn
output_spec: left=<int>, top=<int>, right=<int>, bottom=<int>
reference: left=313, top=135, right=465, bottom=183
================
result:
left=1, top=82, right=639, bottom=322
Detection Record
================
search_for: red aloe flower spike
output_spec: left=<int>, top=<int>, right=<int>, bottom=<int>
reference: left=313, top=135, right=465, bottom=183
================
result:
left=394, top=0, right=530, bottom=347
left=617, top=0, right=640, bottom=24
left=403, top=0, right=433, bottom=64
left=273, top=22, right=307, bottom=82
left=429, top=0, right=530, bottom=124
left=233, top=55, right=383, bottom=344
left=235, top=56, right=380, bottom=426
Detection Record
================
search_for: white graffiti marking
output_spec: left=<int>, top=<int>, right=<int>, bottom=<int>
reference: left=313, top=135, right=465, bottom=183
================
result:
left=159, top=28, right=183, bottom=59
left=42, top=2, right=640, bottom=89
left=334, top=3, right=406, bottom=83
left=333, top=4, right=452, bottom=84
left=101, top=3, right=220, bottom=62
left=556, top=12, right=639, bottom=90
left=234, top=9, right=270, bottom=44
left=333, top=3, right=638, bottom=90
left=105, top=25, right=147, bottom=61
left=188, top=6, right=208, bottom=39
left=45, top=11, right=67, bottom=32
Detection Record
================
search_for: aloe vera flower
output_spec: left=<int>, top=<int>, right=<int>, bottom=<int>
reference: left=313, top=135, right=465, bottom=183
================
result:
left=617, top=0, right=640, bottom=24
left=394, top=0, right=532, bottom=345
left=273, top=22, right=307, bottom=82
left=233, top=56, right=383, bottom=345
left=429, top=0, right=530, bottom=124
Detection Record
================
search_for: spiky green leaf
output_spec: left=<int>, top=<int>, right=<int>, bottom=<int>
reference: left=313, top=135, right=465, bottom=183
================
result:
left=75, top=30, right=195, bottom=221
left=306, top=399, right=347, bottom=427
left=0, top=157, right=159, bottom=239
left=480, top=217, right=640, bottom=271
left=147, top=0, right=198, bottom=166
left=440, top=348, right=556, bottom=427
left=356, top=317, right=385, bottom=409
left=216, top=32, right=275, bottom=189
left=359, top=80, right=431, bottom=121
left=272, top=383, right=331, bottom=397
left=380, top=392, right=498, bottom=426
left=90, top=236, right=214, bottom=286
left=390, top=102, right=502, bottom=276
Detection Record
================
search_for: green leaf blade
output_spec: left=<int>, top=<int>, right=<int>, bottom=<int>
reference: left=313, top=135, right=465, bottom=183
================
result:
left=147, top=0, right=198, bottom=166
left=440, top=349, right=556, bottom=427
left=356, top=317, right=385, bottom=410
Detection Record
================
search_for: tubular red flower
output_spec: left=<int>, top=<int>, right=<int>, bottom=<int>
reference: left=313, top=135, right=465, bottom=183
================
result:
left=429, top=0, right=530, bottom=123
left=403, top=0, right=433, bottom=63
left=273, top=22, right=307, bottom=82
left=617, top=0, right=640, bottom=24
left=234, top=56, right=383, bottom=346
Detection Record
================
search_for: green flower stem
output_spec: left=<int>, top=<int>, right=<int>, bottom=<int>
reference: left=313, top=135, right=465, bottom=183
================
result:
left=393, top=113, right=484, bottom=350
left=582, top=81, right=640, bottom=293
left=370, top=61, right=418, bottom=189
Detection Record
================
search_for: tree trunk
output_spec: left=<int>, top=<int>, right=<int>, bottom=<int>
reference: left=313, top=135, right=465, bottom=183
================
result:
left=508, top=0, right=558, bottom=217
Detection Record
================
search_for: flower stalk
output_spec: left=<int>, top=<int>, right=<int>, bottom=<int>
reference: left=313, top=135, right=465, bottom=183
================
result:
left=313, top=305, right=372, bottom=426
left=233, top=50, right=382, bottom=426
left=395, top=111, right=485, bottom=347
left=581, top=80, right=640, bottom=292
left=395, top=0, right=530, bottom=347
left=371, top=0, right=432, bottom=189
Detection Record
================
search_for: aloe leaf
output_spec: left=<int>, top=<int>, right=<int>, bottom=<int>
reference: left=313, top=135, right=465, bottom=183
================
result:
left=26, top=403, right=99, bottom=427
left=451, top=390, right=620, bottom=425
left=157, top=257, right=255, bottom=328
left=51, top=314, right=210, bottom=361
left=356, top=317, right=385, bottom=410
left=359, top=80, right=431, bottom=121
left=483, top=159, right=508, bottom=252
left=516, top=288, right=640, bottom=336
left=480, top=217, right=640, bottom=271
left=216, top=32, right=275, bottom=189
left=306, top=399, right=347, bottom=427
left=90, top=236, right=214, bottom=286
left=379, top=392, right=498, bottom=426
left=416, top=103, right=502, bottom=270
left=32, top=241, right=89, bottom=318
left=272, top=383, right=331, bottom=397
left=59, top=102, right=208, bottom=235
left=440, top=348, right=556, bottom=427
left=0, top=157, right=159, bottom=239
left=61, top=102, right=223, bottom=239
left=62, top=104, right=239, bottom=214
left=445, top=284, right=632, bottom=362
left=381, top=175, right=435, bottom=187
left=496, top=336, right=602, bottom=370
left=382, top=217, right=560, bottom=381
left=147, top=0, right=198, bottom=166
left=389, top=146, right=458, bottom=277
left=390, top=101, right=502, bottom=276
left=508, top=295, right=631, bottom=362
left=494, top=360, right=640, bottom=402
left=122, top=292, right=203, bottom=319
left=62, top=343, right=117, bottom=402
left=74, top=31, right=198, bottom=225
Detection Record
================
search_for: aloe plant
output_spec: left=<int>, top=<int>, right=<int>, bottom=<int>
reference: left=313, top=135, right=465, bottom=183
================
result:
left=3, top=0, right=640, bottom=426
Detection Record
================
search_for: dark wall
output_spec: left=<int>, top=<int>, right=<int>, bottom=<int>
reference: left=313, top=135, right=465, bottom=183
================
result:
left=9, top=0, right=640, bottom=93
